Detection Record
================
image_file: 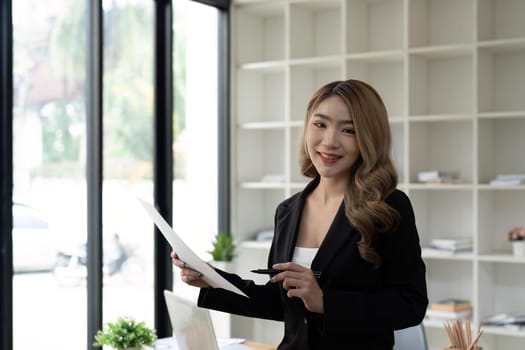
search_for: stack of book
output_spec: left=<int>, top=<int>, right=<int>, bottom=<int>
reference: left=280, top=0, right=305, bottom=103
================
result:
left=417, top=170, right=460, bottom=184
left=422, top=238, right=473, bottom=255
left=482, top=313, right=525, bottom=330
left=426, top=299, right=473, bottom=321
left=489, top=173, right=525, bottom=186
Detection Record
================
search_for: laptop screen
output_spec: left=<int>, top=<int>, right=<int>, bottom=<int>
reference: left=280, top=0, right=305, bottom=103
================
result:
left=163, top=290, right=219, bottom=350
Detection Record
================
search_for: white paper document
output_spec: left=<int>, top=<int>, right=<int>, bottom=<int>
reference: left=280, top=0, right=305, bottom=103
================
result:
left=138, top=198, right=248, bottom=298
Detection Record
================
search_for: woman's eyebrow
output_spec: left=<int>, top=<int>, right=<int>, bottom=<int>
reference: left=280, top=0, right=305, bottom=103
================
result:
left=313, top=113, right=353, bottom=125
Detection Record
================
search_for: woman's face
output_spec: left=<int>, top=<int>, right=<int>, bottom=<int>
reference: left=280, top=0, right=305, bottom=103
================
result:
left=305, top=95, right=361, bottom=182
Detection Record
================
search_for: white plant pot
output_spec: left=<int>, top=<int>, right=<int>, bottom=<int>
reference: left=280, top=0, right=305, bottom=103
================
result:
left=512, top=241, right=525, bottom=257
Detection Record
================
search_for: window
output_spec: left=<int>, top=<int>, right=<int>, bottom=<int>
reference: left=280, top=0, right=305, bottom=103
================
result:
left=12, top=0, right=88, bottom=348
left=5, top=0, right=228, bottom=348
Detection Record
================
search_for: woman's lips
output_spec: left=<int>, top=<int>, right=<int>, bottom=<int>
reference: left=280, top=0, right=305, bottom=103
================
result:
left=318, top=152, right=341, bottom=164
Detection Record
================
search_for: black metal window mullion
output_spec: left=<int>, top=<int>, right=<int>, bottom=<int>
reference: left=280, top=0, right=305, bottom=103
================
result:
left=86, top=1, right=104, bottom=349
left=0, top=0, right=14, bottom=349
left=217, top=7, right=231, bottom=235
left=153, top=0, right=174, bottom=339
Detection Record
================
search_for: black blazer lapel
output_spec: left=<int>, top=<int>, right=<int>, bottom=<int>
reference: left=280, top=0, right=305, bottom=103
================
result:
left=272, top=178, right=319, bottom=263
left=311, top=201, right=358, bottom=276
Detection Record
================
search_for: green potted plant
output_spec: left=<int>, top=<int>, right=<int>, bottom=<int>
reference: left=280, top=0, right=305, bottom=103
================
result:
left=93, top=316, right=157, bottom=350
left=208, top=232, right=236, bottom=262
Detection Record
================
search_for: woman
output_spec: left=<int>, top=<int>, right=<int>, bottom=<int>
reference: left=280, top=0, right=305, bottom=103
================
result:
left=172, top=79, right=428, bottom=349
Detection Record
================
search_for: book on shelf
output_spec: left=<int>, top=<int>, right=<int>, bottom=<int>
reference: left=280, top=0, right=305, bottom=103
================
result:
left=489, top=173, right=525, bottom=186
left=431, top=237, right=473, bottom=251
left=482, top=313, right=525, bottom=328
left=417, top=170, right=460, bottom=183
left=493, top=174, right=525, bottom=181
left=490, top=179, right=525, bottom=186
left=426, top=308, right=472, bottom=321
left=422, top=247, right=472, bottom=256
left=431, top=299, right=472, bottom=312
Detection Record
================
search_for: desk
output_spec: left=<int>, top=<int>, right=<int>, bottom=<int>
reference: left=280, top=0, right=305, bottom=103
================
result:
left=243, top=341, right=276, bottom=350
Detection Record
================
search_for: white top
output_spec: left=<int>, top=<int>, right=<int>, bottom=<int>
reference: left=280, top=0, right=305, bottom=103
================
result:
left=292, top=246, right=319, bottom=268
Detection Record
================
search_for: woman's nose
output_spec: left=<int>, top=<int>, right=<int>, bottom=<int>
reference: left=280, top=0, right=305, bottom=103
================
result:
left=322, top=129, right=339, bottom=147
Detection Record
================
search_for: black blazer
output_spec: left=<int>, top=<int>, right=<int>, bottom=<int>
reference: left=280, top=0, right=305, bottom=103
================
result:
left=198, top=177, right=428, bottom=349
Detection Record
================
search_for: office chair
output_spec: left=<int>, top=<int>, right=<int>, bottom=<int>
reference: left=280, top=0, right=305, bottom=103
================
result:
left=393, top=324, right=428, bottom=350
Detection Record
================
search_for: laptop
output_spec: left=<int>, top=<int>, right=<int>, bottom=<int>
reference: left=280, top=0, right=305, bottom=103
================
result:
left=162, top=290, right=252, bottom=350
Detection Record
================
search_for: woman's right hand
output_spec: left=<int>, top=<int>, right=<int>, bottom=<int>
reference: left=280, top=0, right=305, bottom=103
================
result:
left=171, top=251, right=210, bottom=288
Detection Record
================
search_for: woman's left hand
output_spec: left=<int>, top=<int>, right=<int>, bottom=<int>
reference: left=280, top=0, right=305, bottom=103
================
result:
left=270, top=262, right=324, bottom=314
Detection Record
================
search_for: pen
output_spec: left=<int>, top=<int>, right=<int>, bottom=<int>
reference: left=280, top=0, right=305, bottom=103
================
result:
left=251, top=269, right=321, bottom=278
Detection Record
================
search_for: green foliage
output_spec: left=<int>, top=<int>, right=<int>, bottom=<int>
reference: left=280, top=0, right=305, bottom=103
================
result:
left=93, top=316, right=156, bottom=349
left=46, top=1, right=187, bottom=165
left=208, top=232, right=236, bottom=262
left=41, top=100, right=82, bottom=163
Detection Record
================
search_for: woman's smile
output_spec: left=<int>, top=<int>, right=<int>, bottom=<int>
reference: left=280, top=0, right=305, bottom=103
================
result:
left=318, top=151, right=341, bottom=164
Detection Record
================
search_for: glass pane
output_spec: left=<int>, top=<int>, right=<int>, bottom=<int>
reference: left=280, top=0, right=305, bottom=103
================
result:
left=12, top=0, right=87, bottom=348
left=172, top=0, right=219, bottom=298
left=101, top=0, right=155, bottom=329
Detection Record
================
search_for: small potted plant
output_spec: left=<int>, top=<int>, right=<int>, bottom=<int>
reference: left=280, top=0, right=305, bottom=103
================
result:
left=93, top=316, right=157, bottom=350
left=208, top=232, right=236, bottom=272
left=208, top=232, right=236, bottom=262
left=508, top=226, right=525, bottom=257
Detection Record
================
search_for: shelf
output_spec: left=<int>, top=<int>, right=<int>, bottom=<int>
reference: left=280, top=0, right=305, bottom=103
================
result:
left=239, top=240, right=271, bottom=250
left=290, top=61, right=342, bottom=120
left=236, top=68, right=285, bottom=124
left=481, top=326, right=525, bottom=338
left=409, top=114, right=474, bottom=122
left=289, top=0, right=342, bottom=59
left=409, top=120, right=473, bottom=184
left=478, top=118, right=525, bottom=183
left=236, top=128, right=285, bottom=183
left=409, top=53, right=473, bottom=115
left=346, top=0, right=404, bottom=53
left=478, top=262, right=525, bottom=327
left=411, top=190, right=473, bottom=248
left=478, top=185, right=525, bottom=191
left=409, top=184, right=474, bottom=190
left=478, top=110, right=525, bottom=119
left=231, top=0, right=525, bottom=348
left=409, top=0, right=473, bottom=48
left=478, top=45, right=525, bottom=113
left=238, top=121, right=287, bottom=129
left=239, top=182, right=287, bottom=190
left=234, top=2, right=285, bottom=64
left=345, top=50, right=404, bottom=62
left=422, top=251, right=474, bottom=261
left=478, top=191, right=525, bottom=253
left=391, top=124, right=405, bottom=183
left=345, top=57, right=405, bottom=117
left=424, top=259, right=473, bottom=307
left=408, top=44, right=473, bottom=58
left=478, top=0, right=525, bottom=42
left=478, top=253, right=525, bottom=264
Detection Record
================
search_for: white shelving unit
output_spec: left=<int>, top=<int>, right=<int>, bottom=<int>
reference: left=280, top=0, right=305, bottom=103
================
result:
left=230, top=1, right=525, bottom=349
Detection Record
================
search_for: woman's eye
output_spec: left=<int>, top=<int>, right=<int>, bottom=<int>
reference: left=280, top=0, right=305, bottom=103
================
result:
left=313, top=122, right=325, bottom=128
left=342, top=128, right=355, bottom=135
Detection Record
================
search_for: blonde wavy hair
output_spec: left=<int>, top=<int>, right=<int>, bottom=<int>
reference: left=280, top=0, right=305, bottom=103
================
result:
left=299, top=79, right=400, bottom=269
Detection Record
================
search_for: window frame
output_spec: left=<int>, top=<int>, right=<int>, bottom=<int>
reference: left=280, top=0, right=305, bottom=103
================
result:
left=0, top=0, right=230, bottom=348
